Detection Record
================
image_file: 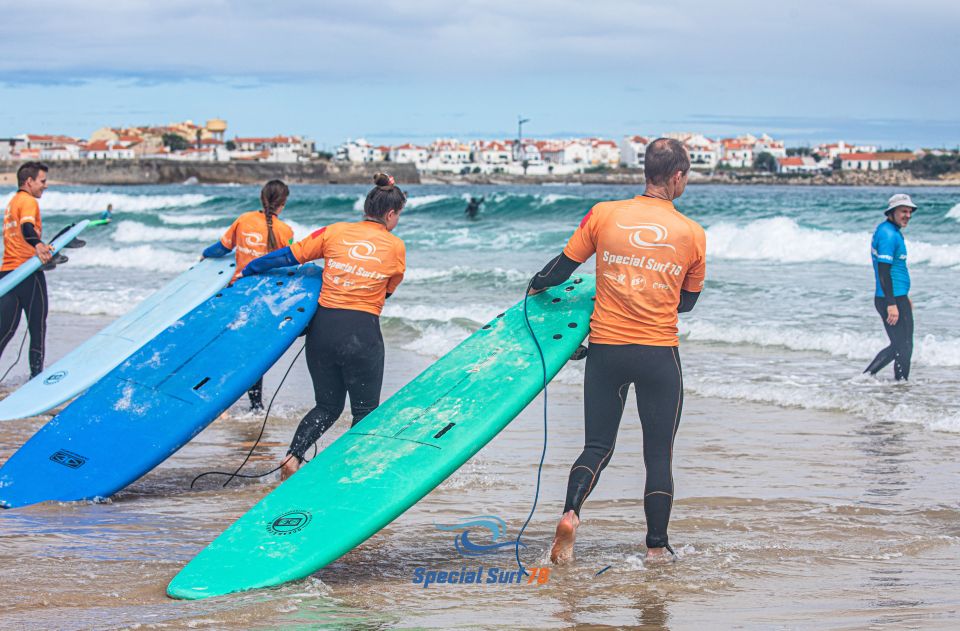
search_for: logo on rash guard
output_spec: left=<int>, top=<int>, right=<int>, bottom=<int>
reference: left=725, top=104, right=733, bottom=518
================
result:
left=616, top=222, right=677, bottom=252
left=343, top=239, right=381, bottom=263
left=242, top=231, right=265, bottom=247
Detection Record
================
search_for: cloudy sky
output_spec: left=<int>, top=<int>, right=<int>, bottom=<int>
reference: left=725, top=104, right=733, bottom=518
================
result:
left=1, top=0, right=957, bottom=148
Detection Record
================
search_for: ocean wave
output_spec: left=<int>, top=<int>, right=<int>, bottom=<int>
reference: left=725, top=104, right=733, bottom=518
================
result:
left=112, top=221, right=224, bottom=243
left=50, top=286, right=153, bottom=317
left=681, top=320, right=960, bottom=367
left=947, top=203, right=960, bottom=221
left=706, top=217, right=960, bottom=267
left=1, top=191, right=214, bottom=213
left=68, top=245, right=198, bottom=273
left=382, top=302, right=498, bottom=324
left=158, top=213, right=226, bottom=225
left=685, top=374, right=960, bottom=434
left=399, top=323, right=474, bottom=358
left=403, top=266, right=529, bottom=284
left=349, top=193, right=454, bottom=212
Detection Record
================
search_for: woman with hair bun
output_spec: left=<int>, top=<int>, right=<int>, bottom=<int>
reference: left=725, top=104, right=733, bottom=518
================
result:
left=243, top=172, right=407, bottom=479
left=202, top=179, right=295, bottom=410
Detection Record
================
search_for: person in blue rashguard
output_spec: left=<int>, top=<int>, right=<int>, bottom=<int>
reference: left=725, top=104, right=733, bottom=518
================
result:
left=864, top=193, right=916, bottom=381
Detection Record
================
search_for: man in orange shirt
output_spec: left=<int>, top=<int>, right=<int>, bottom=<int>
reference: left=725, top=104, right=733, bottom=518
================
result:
left=0, top=162, right=54, bottom=378
left=528, top=138, right=706, bottom=564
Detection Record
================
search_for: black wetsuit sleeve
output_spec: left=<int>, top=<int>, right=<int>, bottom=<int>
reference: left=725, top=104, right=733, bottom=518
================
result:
left=530, top=253, right=581, bottom=290
left=877, top=262, right=895, bottom=307
left=678, top=290, right=700, bottom=313
left=21, top=222, right=42, bottom=247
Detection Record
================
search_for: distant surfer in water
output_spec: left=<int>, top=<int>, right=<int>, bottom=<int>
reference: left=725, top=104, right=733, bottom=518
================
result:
left=528, top=138, right=706, bottom=564
left=864, top=193, right=916, bottom=381
left=201, top=180, right=295, bottom=410
left=464, top=196, right=484, bottom=220
left=0, top=162, right=54, bottom=378
left=244, top=173, right=407, bottom=480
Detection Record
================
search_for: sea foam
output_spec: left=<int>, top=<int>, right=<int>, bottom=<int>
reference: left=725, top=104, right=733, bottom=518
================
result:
left=706, top=217, right=960, bottom=267
left=1, top=191, right=213, bottom=213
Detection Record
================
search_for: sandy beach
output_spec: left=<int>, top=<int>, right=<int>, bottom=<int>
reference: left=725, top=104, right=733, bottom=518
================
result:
left=1, top=311, right=958, bottom=630
left=0, top=182, right=957, bottom=629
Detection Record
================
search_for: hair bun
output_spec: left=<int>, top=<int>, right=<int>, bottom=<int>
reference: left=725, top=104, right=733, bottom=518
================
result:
left=373, top=172, right=395, bottom=189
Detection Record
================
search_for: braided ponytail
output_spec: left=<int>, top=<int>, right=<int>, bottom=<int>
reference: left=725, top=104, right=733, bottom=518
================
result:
left=260, top=179, right=289, bottom=252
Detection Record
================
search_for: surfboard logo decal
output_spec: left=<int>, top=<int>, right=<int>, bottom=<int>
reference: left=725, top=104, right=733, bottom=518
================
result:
left=43, top=370, right=68, bottom=385
left=50, top=449, right=87, bottom=469
left=267, top=510, right=313, bottom=536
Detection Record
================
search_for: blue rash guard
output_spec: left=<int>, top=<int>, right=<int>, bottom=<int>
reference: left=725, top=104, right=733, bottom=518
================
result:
left=871, top=220, right=909, bottom=298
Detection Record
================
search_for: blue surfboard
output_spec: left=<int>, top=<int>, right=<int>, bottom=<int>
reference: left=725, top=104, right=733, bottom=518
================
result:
left=0, top=265, right=322, bottom=509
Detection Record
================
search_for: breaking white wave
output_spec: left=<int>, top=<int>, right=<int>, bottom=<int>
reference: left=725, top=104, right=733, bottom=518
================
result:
left=112, top=221, right=224, bottom=243
left=947, top=203, right=960, bottom=221
left=536, top=193, right=579, bottom=205
left=403, top=266, right=528, bottom=284
left=50, top=286, right=153, bottom=317
left=1, top=191, right=213, bottom=213
left=382, top=302, right=498, bottom=324
left=681, top=320, right=960, bottom=367
left=706, top=217, right=960, bottom=267
left=685, top=374, right=960, bottom=434
left=158, top=213, right=225, bottom=225
left=68, top=245, right=197, bottom=273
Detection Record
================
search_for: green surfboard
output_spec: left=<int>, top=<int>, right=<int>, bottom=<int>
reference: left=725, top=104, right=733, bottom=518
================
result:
left=167, top=275, right=595, bottom=599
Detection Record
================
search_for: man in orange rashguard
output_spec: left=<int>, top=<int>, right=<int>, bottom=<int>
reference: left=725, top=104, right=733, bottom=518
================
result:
left=0, top=162, right=55, bottom=378
left=528, top=138, right=706, bottom=564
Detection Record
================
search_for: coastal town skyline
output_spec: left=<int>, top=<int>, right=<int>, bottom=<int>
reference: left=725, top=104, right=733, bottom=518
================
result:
left=1, top=119, right=933, bottom=179
left=1, top=2, right=957, bottom=149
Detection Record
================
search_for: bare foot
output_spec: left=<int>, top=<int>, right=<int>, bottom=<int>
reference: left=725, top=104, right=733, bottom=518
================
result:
left=279, top=455, right=300, bottom=481
left=645, top=547, right=674, bottom=564
left=550, top=510, right=580, bottom=564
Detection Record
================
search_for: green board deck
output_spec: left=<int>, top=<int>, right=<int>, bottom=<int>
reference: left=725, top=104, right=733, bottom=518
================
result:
left=168, top=274, right=595, bottom=599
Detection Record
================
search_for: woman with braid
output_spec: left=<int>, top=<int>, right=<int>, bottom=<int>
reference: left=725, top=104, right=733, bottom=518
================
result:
left=244, top=173, right=406, bottom=480
left=201, top=179, right=295, bottom=410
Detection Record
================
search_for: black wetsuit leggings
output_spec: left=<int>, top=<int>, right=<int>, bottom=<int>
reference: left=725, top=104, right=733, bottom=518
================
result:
left=0, top=270, right=48, bottom=378
left=564, top=343, right=683, bottom=549
left=865, top=296, right=913, bottom=381
left=288, top=306, right=384, bottom=461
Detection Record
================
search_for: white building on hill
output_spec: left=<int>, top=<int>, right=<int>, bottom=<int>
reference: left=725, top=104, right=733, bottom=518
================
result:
left=620, top=135, right=650, bottom=167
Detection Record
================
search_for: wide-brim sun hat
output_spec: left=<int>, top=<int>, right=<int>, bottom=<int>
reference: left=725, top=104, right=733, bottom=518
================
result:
left=885, top=193, right=918, bottom=214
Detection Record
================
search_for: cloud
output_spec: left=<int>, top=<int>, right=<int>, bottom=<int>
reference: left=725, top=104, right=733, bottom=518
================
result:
left=1, top=0, right=956, bottom=87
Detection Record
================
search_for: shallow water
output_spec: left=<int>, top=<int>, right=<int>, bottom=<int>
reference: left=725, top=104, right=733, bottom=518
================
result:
left=0, top=184, right=958, bottom=629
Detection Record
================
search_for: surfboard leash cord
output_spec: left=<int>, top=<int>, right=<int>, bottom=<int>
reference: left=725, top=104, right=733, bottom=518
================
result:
left=514, top=284, right=550, bottom=577
left=189, top=342, right=317, bottom=489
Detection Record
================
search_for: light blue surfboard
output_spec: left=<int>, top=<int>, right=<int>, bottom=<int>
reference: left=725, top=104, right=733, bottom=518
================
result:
left=0, top=220, right=89, bottom=299
left=0, top=265, right=322, bottom=509
left=0, top=257, right=235, bottom=421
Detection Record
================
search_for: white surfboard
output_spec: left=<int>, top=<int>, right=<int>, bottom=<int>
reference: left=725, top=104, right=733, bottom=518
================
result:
left=0, top=257, right=235, bottom=421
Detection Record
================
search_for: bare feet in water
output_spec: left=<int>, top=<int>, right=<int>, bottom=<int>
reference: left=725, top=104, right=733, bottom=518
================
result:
left=279, top=455, right=300, bottom=481
left=550, top=510, right=580, bottom=564
left=645, top=547, right=674, bottom=564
